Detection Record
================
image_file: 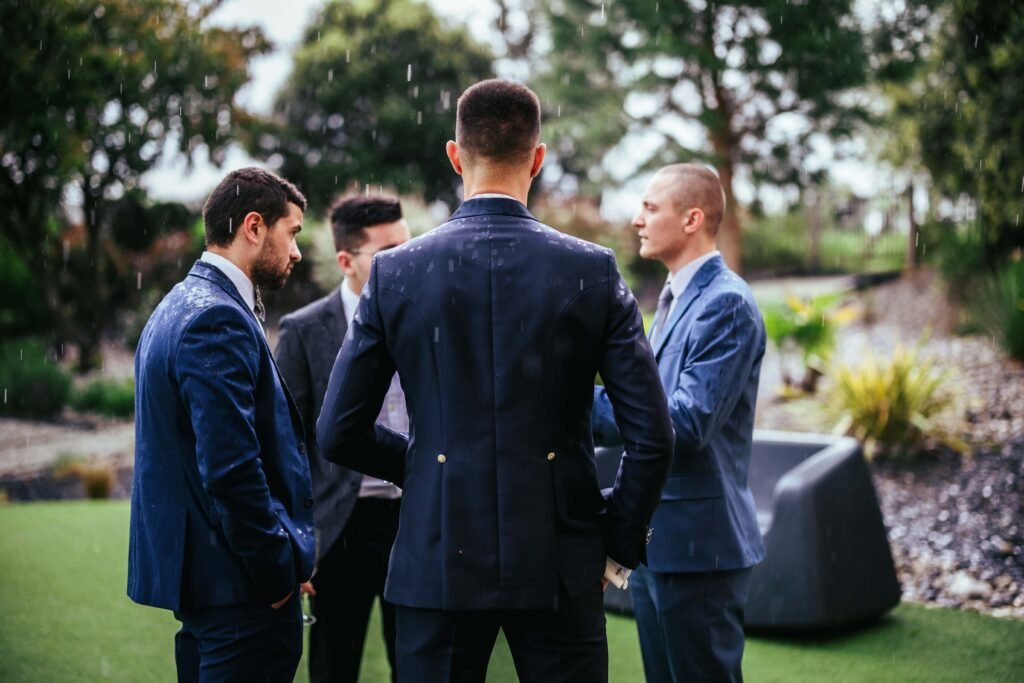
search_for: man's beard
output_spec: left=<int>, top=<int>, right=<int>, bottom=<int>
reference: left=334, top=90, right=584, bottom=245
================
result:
left=252, top=241, right=291, bottom=290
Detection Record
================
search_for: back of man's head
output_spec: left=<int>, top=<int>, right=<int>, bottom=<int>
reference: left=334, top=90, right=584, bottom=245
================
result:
left=456, top=79, right=541, bottom=167
left=329, top=196, right=403, bottom=252
left=203, top=167, right=307, bottom=247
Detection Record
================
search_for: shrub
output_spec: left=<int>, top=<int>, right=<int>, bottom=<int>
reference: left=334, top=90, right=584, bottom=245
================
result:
left=0, top=338, right=72, bottom=419
left=828, top=342, right=966, bottom=459
left=53, top=456, right=114, bottom=500
left=763, top=292, right=858, bottom=393
left=71, top=378, right=135, bottom=418
left=972, top=257, right=1024, bottom=362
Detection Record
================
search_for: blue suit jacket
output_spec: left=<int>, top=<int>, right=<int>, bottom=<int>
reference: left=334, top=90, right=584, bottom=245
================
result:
left=593, top=255, right=766, bottom=573
left=317, top=198, right=673, bottom=611
left=128, top=261, right=316, bottom=611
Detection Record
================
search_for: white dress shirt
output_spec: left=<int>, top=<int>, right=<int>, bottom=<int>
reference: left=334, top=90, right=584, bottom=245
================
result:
left=340, top=280, right=404, bottom=500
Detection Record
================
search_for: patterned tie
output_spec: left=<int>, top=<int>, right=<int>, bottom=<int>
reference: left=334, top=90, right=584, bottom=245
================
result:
left=253, top=285, right=266, bottom=323
left=650, top=281, right=673, bottom=344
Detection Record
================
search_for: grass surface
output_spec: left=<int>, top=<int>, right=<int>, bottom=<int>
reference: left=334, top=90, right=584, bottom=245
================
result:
left=1, top=501, right=1022, bottom=682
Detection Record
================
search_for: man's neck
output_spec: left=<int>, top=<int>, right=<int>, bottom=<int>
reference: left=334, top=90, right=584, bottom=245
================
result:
left=345, top=278, right=362, bottom=297
left=206, top=246, right=253, bottom=281
left=461, top=170, right=532, bottom=205
left=665, top=244, right=717, bottom=276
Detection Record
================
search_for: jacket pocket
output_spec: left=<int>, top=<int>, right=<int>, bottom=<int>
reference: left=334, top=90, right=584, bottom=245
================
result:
left=660, top=474, right=724, bottom=501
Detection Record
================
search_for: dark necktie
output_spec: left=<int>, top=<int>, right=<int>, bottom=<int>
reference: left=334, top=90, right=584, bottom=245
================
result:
left=253, top=286, right=266, bottom=323
left=650, top=281, right=673, bottom=344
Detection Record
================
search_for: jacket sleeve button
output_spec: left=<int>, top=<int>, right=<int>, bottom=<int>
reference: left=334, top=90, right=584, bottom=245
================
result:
left=437, top=454, right=447, bottom=463
left=547, top=452, right=556, bottom=461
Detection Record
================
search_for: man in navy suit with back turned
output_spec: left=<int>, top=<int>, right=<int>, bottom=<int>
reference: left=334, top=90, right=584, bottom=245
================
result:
left=593, top=164, right=767, bottom=682
left=128, top=167, right=316, bottom=682
left=317, top=79, right=674, bottom=683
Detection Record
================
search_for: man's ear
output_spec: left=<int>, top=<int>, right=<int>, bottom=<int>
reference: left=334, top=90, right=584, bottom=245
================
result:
left=446, top=140, right=463, bottom=176
left=336, top=251, right=356, bottom=278
left=683, top=208, right=706, bottom=235
left=240, top=211, right=263, bottom=246
left=529, top=143, right=546, bottom=178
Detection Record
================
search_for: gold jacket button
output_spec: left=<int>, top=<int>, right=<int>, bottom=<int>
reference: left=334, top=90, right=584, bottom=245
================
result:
left=547, top=452, right=556, bottom=461
left=437, top=454, right=447, bottom=463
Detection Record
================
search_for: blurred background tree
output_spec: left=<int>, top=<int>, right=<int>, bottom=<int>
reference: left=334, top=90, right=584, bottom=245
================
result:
left=250, top=0, right=493, bottom=215
left=0, top=0, right=268, bottom=370
left=536, top=0, right=873, bottom=274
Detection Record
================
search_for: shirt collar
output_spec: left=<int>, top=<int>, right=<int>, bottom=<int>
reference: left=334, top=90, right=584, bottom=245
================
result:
left=668, top=250, right=720, bottom=301
left=339, top=279, right=362, bottom=327
left=200, top=251, right=256, bottom=312
left=469, top=192, right=523, bottom=204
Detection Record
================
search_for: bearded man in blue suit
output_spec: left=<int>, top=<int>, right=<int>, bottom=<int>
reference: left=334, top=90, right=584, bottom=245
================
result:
left=593, top=164, right=767, bottom=682
left=317, top=79, right=673, bottom=683
left=129, top=167, right=316, bottom=682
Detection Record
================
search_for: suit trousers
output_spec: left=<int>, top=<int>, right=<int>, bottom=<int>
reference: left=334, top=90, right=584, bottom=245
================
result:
left=173, top=596, right=302, bottom=683
left=309, top=496, right=401, bottom=683
left=629, top=565, right=753, bottom=683
left=393, top=586, right=607, bottom=683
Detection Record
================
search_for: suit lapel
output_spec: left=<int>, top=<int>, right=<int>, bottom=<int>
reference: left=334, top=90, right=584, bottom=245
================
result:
left=653, top=256, right=726, bottom=359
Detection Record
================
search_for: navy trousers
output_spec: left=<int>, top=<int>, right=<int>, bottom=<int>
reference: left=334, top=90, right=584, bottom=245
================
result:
left=174, top=596, right=302, bottom=683
left=309, top=497, right=400, bottom=683
left=629, top=566, right=753, bottom=683
left=394, top=587, right=607, bottom=683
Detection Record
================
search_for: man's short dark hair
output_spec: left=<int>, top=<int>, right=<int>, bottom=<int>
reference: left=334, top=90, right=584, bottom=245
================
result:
left=329, top=196, right=404, bottom=252
left=203, top=167, right=307, bottom=247
left=456, top=79, right=541, bottom=165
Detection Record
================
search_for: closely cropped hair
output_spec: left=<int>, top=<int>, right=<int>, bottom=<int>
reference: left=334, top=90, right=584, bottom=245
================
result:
left=329, top=196, right=404, bottom=252
left=660, top=163, right=726, bottom=234
left=203, top=167, right=307, bottom=247
left=456, top=79, right=541, bottom=165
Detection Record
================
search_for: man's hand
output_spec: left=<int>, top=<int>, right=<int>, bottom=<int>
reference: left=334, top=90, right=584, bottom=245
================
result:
left=601, top=577, right=610, bottom=592
left=299, top=581, right=316, bottom=597
left=271, top=589, right=294, bottom=609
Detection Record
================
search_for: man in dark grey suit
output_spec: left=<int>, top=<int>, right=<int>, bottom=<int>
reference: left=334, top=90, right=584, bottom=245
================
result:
left=275, top=196, right=411, bottom=683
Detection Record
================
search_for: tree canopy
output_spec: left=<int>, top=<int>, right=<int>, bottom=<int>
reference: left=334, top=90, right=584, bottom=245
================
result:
left=538, top=0, right=873, bottom=272
left=0, top=0, right=267, bottom=368
left=251, top=0, right=494, bottom=213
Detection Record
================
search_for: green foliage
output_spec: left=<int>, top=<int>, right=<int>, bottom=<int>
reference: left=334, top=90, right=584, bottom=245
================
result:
left=0, top=0, right=269, bottom=370
left=4, top=501, right=1024, bottom=682
left=900, top=2, right=1024, bottom=266
left=920, top=221, right=989, bottom=292
left=0, top=235, right=50, bottom=339
left=763, top=293, right=858, bottom=393
left=52, top=457, right=115, bottom=499
left=0, top=339, right=71, bottom=419
left=828, top=342, right=966, bottom=459
left=972, top=258, right=1024, bottom=361
left=252, top=0, right=494, bottom=212
left=538, top=0, right=873, bottom=270
left=71, top=378, right=135, bottom=418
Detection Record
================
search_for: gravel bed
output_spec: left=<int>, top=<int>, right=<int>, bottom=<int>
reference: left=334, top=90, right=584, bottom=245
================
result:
left=756, top=269, right=1024, bottom=619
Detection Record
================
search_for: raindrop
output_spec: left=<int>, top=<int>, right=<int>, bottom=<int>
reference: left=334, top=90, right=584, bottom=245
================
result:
left=407, top=64, right=412, bottom=81
left=600, top=3, right=605, bottom=20
left=346, top=49, right=350, bottom=63
left=434, top=327, right=439, bottom=342
left=229, top=217, right=233, bottom=233
left=3, top=389, right=5, bottom=404
left=328, top=69, right=333, bottom=82
left=655, top=2, right=659, bottom=11
left=417, top=111, right=422, bottom=125
left=413, top=85, right=419, bottom=98
left=137, top=272, right=142, bottom=290
left=557, top=105, right=561, bottom=117
left=974, top=34, right=979, bottom=48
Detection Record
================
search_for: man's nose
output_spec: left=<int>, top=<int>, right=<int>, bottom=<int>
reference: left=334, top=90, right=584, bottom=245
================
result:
left=291, top=242, right=302, bottom=263
left=631, top=213, right=644, bottom=229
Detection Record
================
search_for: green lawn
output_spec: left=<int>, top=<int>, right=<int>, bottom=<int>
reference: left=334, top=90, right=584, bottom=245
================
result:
left=1, top=501, right=1022, bottom=682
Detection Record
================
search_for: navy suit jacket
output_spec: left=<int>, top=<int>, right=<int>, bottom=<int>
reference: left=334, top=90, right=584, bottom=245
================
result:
left=128, top=261, right=316, bottom=612
left=317, top=197, right=673, bottom=611
left=593, top=255, right=766, bottom=573
left=275, top=291, right=363, bottom=561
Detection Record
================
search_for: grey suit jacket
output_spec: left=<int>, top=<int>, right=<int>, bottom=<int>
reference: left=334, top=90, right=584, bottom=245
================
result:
left=275, top=290, right=362, bottom=560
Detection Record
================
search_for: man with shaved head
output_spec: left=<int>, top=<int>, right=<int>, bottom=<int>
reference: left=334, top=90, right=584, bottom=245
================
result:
left=593, top=163, right=766, bottom=682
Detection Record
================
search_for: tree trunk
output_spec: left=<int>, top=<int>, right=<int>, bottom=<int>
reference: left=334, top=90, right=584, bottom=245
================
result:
left=905, top=181, right=919, bottom=270
left=715, top=157, right=742, bottom=274
left=76, top=183, right=105, bottom=373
